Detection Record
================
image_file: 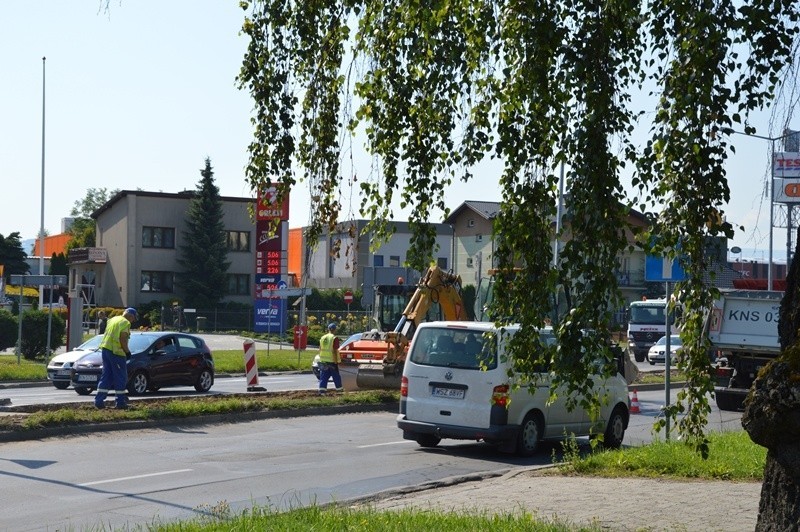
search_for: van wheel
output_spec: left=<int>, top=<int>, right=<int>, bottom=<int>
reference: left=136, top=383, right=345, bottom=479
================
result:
left=634, top=352, right=645, bottom=363
left=603, top=405, right=627, bottom=449
left=517, top=411, right=543, bottom=456
left=416, top=434, right=441, bottom=448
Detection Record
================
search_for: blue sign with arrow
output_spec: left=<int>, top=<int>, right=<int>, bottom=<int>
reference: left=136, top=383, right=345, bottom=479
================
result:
left=645, top=255, right=687, bottom=282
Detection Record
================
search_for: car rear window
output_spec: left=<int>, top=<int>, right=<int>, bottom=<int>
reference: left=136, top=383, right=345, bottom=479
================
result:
left=409, top=327, right=496, bottom=370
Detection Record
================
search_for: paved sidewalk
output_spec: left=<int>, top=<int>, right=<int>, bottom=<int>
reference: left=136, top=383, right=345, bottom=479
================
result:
left=353, top=467, right=761, bottom=531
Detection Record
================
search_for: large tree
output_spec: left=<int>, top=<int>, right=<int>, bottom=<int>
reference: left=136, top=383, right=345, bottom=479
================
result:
left=67, top=187, right=118, bottom=251
left=177, top=158, right=230, bottom=309
left=0, top=232, right=30, bottom=278
left=237, top=0, right=799, bottom=525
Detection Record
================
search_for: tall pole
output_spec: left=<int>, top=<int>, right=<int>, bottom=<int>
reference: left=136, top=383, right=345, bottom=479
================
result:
left=38, top=56, right=46, bottom=307
left=768, top=138, right=774, bottom=290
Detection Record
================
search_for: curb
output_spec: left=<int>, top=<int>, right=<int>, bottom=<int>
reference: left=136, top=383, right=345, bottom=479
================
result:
left=0, top=402, right=398, bottom=443
left=0, top=371, right=312, bottom=390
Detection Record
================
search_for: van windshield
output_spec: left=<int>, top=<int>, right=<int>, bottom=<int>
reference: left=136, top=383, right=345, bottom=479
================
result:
left=409, top=327, right=496, bottom=369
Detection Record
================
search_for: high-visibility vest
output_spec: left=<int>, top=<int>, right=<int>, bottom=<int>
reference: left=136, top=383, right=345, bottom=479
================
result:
left=98, top=316, right=131, bottom=357
left=319, top=333, right=336, bottom=363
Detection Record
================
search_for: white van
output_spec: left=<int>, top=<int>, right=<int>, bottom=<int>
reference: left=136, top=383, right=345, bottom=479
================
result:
left=397, top=322, right=630, bottom=455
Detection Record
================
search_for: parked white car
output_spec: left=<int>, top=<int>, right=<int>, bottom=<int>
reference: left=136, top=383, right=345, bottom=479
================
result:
left=46, top=335, right=103, bottom=389
left=646, top=334, right=682, bottom=365
left=397, top=322, right=630, bottom=455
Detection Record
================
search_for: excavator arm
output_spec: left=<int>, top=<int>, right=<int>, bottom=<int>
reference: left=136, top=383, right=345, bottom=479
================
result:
left=382, top=266, right=467, bottom=374
left=349, top=265, right=469, bottom=389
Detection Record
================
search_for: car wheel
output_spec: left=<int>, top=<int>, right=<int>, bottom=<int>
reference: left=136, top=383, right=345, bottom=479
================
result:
left=517, top=411, right=543, bottom=456
left=416, top=434, right=441, bottom=448
left=53, top=382, right=69, bottom=390
left=648, top=356, right=656, bottom=366
left=194, top=369, right=214, bottom=392
left=634, top=352, right=645, bottom=363
left=603, top=405, right=627, bottom=449
left=128, top=371, right=149, bottom=396
left=75, top=387, right=93, bottom=396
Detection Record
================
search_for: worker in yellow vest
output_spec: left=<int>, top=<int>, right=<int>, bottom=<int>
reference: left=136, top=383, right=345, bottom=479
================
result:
left=318, top=322, right=343, bottom=394
left=95, top=307, right=137, bottom=409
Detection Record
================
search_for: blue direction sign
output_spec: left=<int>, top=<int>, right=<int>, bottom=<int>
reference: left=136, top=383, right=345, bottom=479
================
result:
left=645, top=255, right=687, bottom=282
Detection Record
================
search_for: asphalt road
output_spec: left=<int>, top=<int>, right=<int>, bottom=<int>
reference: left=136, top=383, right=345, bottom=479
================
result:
left=0, top=334, right=746, bottom=530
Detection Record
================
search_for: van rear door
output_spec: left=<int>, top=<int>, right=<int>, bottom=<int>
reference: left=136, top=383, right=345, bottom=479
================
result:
left=403, top=325, right=502, bottom=429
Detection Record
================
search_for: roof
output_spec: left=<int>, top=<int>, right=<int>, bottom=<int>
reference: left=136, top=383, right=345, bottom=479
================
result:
left=443, top=201, right=501, bottom=224
left=91, top=190, right=254, bottom=220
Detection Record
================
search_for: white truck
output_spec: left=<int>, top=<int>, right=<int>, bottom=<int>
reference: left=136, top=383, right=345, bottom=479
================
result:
left=710, top=289, right=782, bottom=411
left=627, top=298, right=670, bottom=362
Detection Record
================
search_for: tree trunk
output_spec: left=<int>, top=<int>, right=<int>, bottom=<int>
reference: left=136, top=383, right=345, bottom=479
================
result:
left=742, top=361, right=800, bottom=531
left=741, top=226, right=800, bottom=530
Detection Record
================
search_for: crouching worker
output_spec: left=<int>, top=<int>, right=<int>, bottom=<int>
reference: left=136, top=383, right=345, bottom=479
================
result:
left=95, top=307, right=137, bottom=409
left=318, top=322, right=343, bottom=394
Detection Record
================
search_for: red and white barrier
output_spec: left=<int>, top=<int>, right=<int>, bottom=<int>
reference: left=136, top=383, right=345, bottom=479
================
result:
left=243, top=340, right=265, bottom=392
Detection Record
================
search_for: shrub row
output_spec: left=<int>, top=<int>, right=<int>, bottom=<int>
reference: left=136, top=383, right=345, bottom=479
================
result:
left=0, top=309, right=66, bottom=360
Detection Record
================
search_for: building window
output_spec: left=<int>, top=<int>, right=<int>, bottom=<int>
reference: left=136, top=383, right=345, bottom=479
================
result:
left=228, top=274, right=250, bottom=295
left=142, top=227, right=175, bottom=249
left=468, top=219, right=475, bottom=227
left=374, top=255, right=384, bottom=267
left=141, top=271, right=174, bottom=293
left=437, top=257, right=448, bottom=269
left=226, top=230, right=250, bottom=252
left=466, top=257, right=474, bottom=268
left=475, top=234, right=483, bottom=242
left=389, top=255, right=400, bottom=267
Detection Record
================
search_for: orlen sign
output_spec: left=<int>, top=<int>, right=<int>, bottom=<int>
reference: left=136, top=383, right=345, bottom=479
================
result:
left=257, top=185, right=290, bottom=221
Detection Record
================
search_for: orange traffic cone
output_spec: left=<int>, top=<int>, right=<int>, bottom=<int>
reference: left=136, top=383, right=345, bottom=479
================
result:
left=630, top=389, right=641, bottom=414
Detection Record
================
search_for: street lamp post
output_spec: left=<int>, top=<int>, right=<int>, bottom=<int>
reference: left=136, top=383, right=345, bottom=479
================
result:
left=38, top=56, right=46, bottom=307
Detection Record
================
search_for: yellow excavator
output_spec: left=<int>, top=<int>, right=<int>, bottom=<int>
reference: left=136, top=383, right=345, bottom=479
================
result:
left=342, top=265, right=468, bottom=389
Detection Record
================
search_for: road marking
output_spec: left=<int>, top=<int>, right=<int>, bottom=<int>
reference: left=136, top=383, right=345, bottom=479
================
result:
left=79, top=469, right=193, bottom=486
left=357, top=441, right=413, bottom=449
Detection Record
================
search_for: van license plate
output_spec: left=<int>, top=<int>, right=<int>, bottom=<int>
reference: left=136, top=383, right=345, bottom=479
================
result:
left=432, top=387, right=465, bottom=399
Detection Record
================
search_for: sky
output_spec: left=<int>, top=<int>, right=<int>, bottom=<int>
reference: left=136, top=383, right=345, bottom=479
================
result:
left=0, top=1, right=793, bottom=263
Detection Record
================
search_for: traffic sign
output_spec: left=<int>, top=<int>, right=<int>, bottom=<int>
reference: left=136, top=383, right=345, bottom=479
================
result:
left=645, top=255, right=687, bottom=282
left=9, top=274, right=68, bottom=286
left=344, top=290, right=354, bottom=305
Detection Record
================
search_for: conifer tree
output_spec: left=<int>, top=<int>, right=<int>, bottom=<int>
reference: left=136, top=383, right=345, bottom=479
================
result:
left=177, top=158, right=230, bottom=308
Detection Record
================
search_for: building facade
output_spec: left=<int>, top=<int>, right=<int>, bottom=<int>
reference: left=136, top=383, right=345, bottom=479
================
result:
left=297, top=220, right=454, bottom=291
left=71, top=190, right=256, bottom=308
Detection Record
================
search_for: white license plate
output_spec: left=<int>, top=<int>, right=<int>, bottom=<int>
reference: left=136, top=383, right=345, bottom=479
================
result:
left=432, top=387, right=465, bottom=399
left=56, top=370, right=71, bottom=376
left=77, top=374, right=98, bottom=382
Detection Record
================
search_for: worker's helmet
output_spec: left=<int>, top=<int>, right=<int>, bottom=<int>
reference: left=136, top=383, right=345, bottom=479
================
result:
left=327, top=322, right=337, bottom=331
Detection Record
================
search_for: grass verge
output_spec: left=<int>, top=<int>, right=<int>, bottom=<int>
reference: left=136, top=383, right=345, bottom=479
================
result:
left=0, top=390, right=398, bottom=432
left=0, top=347, right=318, bottom=381
left=557, top=430, right=765, bottom=481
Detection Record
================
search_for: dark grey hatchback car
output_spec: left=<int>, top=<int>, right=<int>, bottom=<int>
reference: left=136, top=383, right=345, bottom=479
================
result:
left=70, top=332, right=215, bottom=396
